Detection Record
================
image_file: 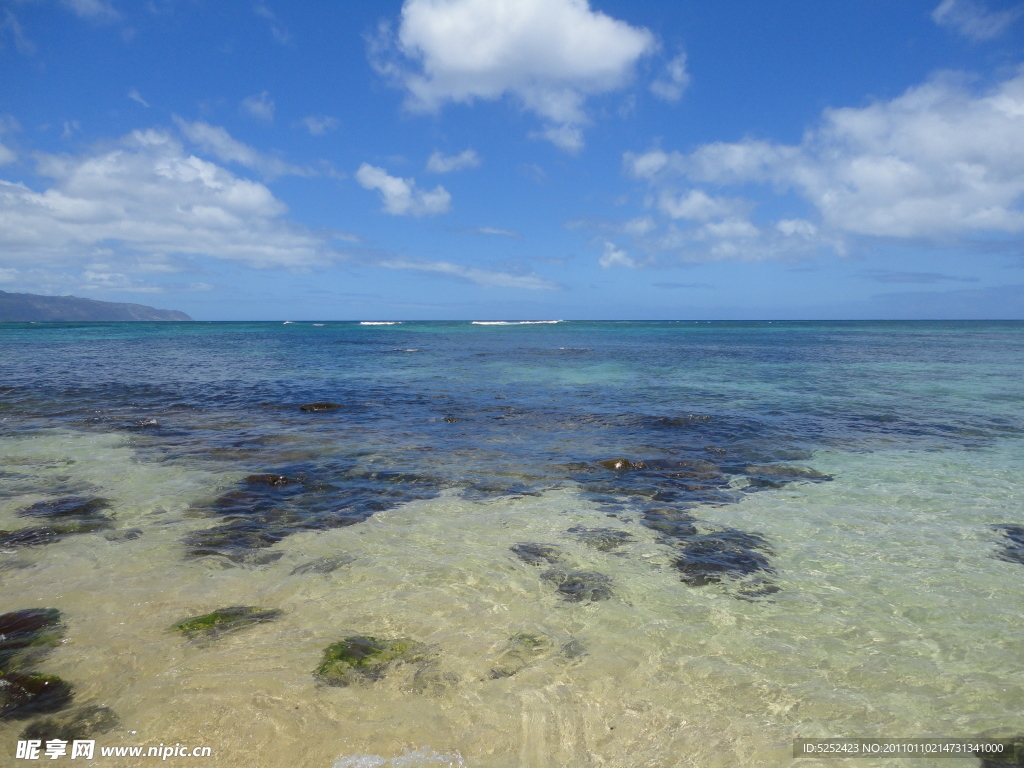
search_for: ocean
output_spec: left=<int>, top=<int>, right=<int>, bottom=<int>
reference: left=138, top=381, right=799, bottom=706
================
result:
left=1, top=320, right=1023, bottom=767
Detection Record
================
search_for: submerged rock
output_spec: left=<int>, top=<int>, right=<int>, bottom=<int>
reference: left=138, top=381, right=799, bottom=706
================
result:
left=992, top=525, right=1024, bottom=565
left=673, top=530, right=775, bottom=586
left=541, top=569, right=614, bottom=602
left=568, top=526, right=633, bottom=552
left=489, top=633, right=553, bottom=679
left=0, top=609, right=64, bottom=670
left=0, top=672, right=74, bottom=720
left=510, top=543, right=564, bottom=567
left=441, top=416, right=462, bottom=423
left=315, top=636, right=423, bottom=687
left=20, top=705, right=119, bottom=741
left=0, top=519, right=112, bottom=549
left=289, top=554, right=354, bottom=575
left=299, top=402, right=341, bottom=412
left=640, top=508, right=699, bottom=539
left=103, top=528, right=143, bottom=543
left=410, top=662, right=458, bottom=695
left=17, top=497, right=110, bottom=520
left=245, top=474, right=296, bottom=487
left=171, top=606, right=282, bottom=640
left=975, top=737, right=1024, bottom=767
left=743, top=464, right=832, bottom=488
left=598, top=459, right=647, bottom=471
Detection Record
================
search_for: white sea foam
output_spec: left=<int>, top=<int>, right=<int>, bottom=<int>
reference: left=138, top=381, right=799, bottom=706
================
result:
left=313, top=324, right=325, bottom=326
left=470, top=320, right=562, bottom=325
left=332, top=747, right=466, bottom=768
left=361, top=321, right=402, bottom=325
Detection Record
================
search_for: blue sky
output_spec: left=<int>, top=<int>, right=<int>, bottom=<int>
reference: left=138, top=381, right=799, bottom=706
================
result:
left=1, top=0, right=1022, bottom=320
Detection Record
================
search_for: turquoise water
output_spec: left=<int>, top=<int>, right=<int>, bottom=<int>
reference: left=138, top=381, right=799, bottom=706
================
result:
left=1, top=321, right=1022, bottom=767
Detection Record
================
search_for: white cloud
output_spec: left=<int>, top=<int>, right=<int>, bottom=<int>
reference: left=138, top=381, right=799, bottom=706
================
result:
left=379, top=257, right=558, bottom=289
left=300, top=115, right=338, bottom=135
left=61, top=0, right=118, bottom=20
left=174, top=118, right=310, bottom=179
left=650, top=52, right=690, bottom=102
left=241, top=91, right=275, bottom=121
left=625, top=66, right=1024, bottom=254
left=2, top=9, right=36, bottom=55
left=658, top=189, right=747, bottom=221
left=254, top=3, right=290, bottom=44
left=465, top=226, right=519, bottom=237
left=355, top=163, right=451, bottom=216
left=0, top=129, right=330, bottom=269
left=0, top=116, right=15, bottom=166
left=128, top=88, right=150, bottom=107
left=598, top=241, right=636, bottom=268
left=374, top=0, right=655, bottom=150
left=426, top=148, right=480, bottom=173
left=932, top=0, right=1023, bottom=40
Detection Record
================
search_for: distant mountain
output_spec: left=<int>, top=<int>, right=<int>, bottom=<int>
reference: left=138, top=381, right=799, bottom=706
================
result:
left=0, top=290, right=192, bottom=321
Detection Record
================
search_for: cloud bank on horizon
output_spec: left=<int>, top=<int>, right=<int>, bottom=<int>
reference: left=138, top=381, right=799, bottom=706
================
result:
left=0, top=0, right=1022, bottom=319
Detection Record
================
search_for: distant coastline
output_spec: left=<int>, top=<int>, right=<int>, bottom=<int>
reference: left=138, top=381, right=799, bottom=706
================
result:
left=0, top=290, right=191, bottom=321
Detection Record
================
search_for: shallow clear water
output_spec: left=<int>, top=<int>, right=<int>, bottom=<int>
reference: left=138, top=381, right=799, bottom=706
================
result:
left=1, top=321, right=1022, bottom=767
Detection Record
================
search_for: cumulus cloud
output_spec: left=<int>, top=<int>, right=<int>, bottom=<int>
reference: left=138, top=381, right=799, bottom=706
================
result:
left=623, top=66, right=1024, bottom=262
left=0, top=129, right=330, bottom=269
left=241, top=91, right=275, bottom=121
left=426, top=148, right=480, bottom=173
left=174, top=118, right=310, bottom=179
left=300, top=115, right=338, bottom=135
left=372, top=0, right=655, bottom=150
left=379, top=257, right=558, bottom=289
left=355, top=163, right=451, bottom=216
left=598, top=241, right=636, bottom=268
left=932, top=0, right=1023, bottom=40
left=650, top=52, right=690, bottom=102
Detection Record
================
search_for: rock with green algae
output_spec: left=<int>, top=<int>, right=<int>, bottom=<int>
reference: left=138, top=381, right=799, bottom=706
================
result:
left=171, top=606, right=282, bottom=640
left=20, top=704, right=119, bottom=741
left=489, top=633, right=552, bottom=679
left=314, top=636, right=424, bottom=687
left=0, top=609, right=65, bottom=670
left=0, top=672, right=74, bottom=720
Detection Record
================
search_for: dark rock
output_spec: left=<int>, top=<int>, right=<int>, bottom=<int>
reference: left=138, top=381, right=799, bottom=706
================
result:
left=489, top=633, right=552, bottom=679
left=673, top=530, right=775, bottom=586
left=299, top=402, right=340, bottom=412
left=598, top=458, right=647, bottom=471
left=410, top=662, right=458, bottom=695
left=20, top=705, right=119, bottom=741
left=640, top=508, right=699, bottom=539
left=541, top=569, right=614, bottom=602
left=510, top=543, right=564, bottom=567
left=0, top=672, right=74, bottom=719
left=245, top=474, right=296, bottom=487
left=0, top=519, right=113, bottom=549
left=315, top=636, right=423, bottom=687
left=976, top=737, right=1024, bottom=767
left=442, top=417, right=462, bottom=423
left=0, top=609, right=64, bottom=670
left=103, top=528, right=143, bottom=543
left=743, top=464, right=832, bottom=484
left=993, top=525, right=1024, bottom=565
left=558, top=639, right=588, bottom=659
left=17, top=497, right=110, bottom=520
left=289, top=554, right=354, bottom=575
left=171, top=606, right=282, bottom=640
left=568, top=526, right=633, bottom=552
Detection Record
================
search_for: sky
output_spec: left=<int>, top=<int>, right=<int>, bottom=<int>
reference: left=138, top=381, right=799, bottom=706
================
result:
left=0, top=0, right=1023, bottom=320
